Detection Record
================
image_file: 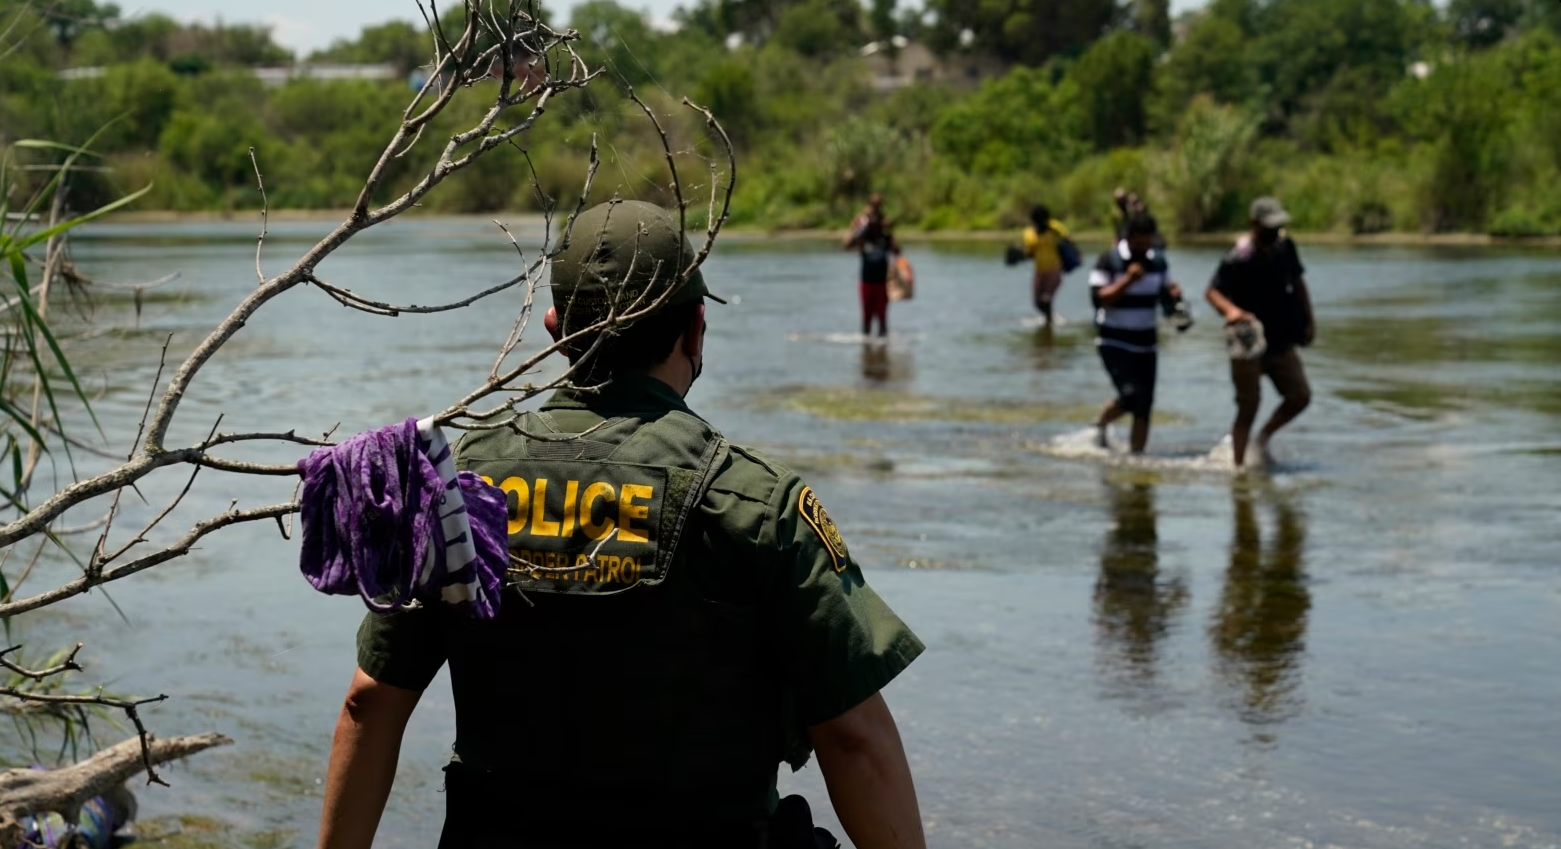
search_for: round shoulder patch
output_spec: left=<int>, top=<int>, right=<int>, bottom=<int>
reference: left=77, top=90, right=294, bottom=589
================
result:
left=798, top=487, right=850, bottom=573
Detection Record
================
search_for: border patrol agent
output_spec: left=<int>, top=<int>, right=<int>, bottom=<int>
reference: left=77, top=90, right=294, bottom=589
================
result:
left=318, top=200, right=927, bottom=849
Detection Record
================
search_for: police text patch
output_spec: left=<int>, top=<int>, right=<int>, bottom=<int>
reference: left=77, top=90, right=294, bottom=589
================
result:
left=798, top=487, right=850, bottom=573
left=477, top=459, right=670, bottom=595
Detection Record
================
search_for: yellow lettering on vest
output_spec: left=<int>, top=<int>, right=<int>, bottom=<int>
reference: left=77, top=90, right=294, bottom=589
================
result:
left=560, top=481, right=580, bottom=537
left=497, top=477, right=529, bottom=535
left=604, top=557, right=622, bottom=583
left=579, top=482, right=616, bottom=540
left=621, top=556, right=637, bottom=582
left=618, top=484, right=653, bottom=544
left=529, top=479, right=561, bottom=536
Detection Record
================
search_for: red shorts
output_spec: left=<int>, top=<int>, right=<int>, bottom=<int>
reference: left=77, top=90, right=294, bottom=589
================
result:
left=860, top=282, right=889, bottom=325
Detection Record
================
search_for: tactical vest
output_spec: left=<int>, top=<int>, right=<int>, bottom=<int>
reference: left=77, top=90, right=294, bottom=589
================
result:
left=453, top=405, right=796, bottom=825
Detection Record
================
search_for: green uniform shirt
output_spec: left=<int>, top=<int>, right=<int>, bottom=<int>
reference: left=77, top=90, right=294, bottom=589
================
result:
left=357, top=374, right=922, bottom=822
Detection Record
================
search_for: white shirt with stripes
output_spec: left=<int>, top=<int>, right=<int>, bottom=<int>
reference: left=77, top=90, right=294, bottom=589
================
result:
left=1090, top=240, right=1169, bottom=353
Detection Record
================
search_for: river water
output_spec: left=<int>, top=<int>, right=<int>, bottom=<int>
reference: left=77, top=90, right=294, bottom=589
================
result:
left=9, top=217, right=1560, bottom=848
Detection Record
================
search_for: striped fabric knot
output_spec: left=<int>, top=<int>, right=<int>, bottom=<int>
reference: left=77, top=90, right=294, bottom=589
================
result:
left=298, top=417, right=507, bottom=619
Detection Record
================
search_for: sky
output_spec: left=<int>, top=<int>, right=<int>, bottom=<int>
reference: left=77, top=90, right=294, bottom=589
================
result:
left=124, top=0, right=1207, bottom=55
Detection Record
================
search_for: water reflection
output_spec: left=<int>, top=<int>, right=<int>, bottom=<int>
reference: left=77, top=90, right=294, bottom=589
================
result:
left=860, top=341, right=912, bottom=383
left=1093, top=482, right=1189, bottom=705
left=1209, top=486, right=1311, bottom=733
left=1026, top=324, right=1070, bottom=373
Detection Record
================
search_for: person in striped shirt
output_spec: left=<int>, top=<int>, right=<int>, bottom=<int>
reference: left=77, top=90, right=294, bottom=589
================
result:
left=1091, top=212, right=1183, bottom=453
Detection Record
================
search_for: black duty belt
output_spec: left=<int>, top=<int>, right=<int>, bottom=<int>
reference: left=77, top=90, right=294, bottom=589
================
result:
left=437, top=765, right=837, bottom=849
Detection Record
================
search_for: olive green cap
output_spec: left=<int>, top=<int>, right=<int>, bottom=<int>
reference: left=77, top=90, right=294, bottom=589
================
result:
left=550, top=200, right=724, bottom=324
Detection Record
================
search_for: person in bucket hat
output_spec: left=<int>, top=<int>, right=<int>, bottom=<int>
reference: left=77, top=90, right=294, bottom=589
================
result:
left=1205, top=196, right=1317, bottom=468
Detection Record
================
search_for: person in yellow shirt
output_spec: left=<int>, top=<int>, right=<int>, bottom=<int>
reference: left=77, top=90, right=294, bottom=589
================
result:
left=1022, top=205, right=1074, bottom=324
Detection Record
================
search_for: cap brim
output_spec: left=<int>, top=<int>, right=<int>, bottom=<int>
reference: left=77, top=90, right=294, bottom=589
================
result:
left=704, top=292, right=728, bottom=305
left=1258, top=212, right=1291, bottom=228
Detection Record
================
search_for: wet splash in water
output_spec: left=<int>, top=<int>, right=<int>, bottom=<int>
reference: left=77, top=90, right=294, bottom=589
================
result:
left=1028, top=429, right=1319, bottom=477
left=1032, top=427, right=1241, bottom=473
left=785, top=330, right=928, bottom=346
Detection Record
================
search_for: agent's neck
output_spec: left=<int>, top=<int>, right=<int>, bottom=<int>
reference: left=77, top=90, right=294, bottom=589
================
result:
left=643, top=350, right=694, bottom=398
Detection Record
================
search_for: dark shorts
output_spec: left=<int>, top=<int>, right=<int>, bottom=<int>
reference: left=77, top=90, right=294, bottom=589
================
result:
left=1098, top=345, right=1158, bottom=417
left=1231, top=346, right=1310, bottom=411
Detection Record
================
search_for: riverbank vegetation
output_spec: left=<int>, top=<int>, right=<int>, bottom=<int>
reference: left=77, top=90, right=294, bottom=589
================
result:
left=4, top=0, right=1561, bottom=235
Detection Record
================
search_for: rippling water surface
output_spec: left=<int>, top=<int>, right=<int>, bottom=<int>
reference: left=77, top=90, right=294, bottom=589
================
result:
left=11, top=218, right=1561, bottom=848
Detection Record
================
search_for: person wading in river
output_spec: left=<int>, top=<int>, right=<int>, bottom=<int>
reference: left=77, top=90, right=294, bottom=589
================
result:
left=1091, top=211, right=1182, bottom=454
left=317, top=200, right=927, bottom=849
left=1021, top=204, right=1073, bottom=324
left=1205, top=196, right=1316, bottom=468
left=844, top=193, right=899, bottom=338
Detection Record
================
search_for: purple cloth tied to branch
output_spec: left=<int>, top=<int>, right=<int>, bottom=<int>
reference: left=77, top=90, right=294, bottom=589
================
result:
left=298, top=417, right=507, bottom=619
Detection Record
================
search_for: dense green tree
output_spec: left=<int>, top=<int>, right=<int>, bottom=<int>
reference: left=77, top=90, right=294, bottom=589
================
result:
left=869, top=0, right=898, bottom=39
left=1448, top=0, right=1522, bottom=48
left=695, top=57, right=761, bottom=143
left=1254, top=0, right=1422, bottom=122
left=931, top=66, right=1085, bottom=174
left=1069, top=31, right=1156, bottom=149
left=71, top=13, right=179, bottom=65
left=5, top=0, right=1561, bottom=233
left=1293, top=64, right=1403, bottom=152
left=29, top=58, right=181, bottom=150
left=1518, top=0, right=1561, bottom=34
left=868, top=82, right=958, bottom=135
left=35, top=0, right=119, bottom=53
left=1206, top=0, right=1260, bottom=35
left=1159, top=95, right=1260, bottom=231
left=71, top=15, right=292, bottom=67
left=571, top=1, right=665, bottom=85
left=678, top=0, right=787, bottom=41
left=310, top=20, right=426, bottom=72
left=679, top=0, right=863, bottom=51
left=1132, top=0, right=1171, bottom=48
left=772, top=0, right=863, bottom=57
left=1393, top=53, right=1513, bottom=230
left=925, top=0, right=1117, bottom=66
left=1150, top=14, right=1257, bottom=132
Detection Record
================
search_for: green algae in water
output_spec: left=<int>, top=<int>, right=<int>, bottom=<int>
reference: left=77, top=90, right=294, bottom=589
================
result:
left=1337, top=378, right=1561, bottom=418
left=134, top=815, right=295, bottom=849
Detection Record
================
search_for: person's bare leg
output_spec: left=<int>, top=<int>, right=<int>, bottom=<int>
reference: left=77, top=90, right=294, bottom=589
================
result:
left=1129, top=413, right=1151, bottom=454
left=1259, top=401, right=1308, bottom=447
left=1096, top=399, right=1126, bottom=448
left=1230, top=362, right=1262, bottom=468
left=1257, top=354, right=1311, bottom=464
left=1232, top=405, right=1261, bottom=467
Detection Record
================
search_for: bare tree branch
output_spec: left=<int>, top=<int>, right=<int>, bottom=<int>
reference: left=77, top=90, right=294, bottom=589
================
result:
left=0, top=644, right=83, bottom=681
left=0, top=732, right=231, bottom=821
left=0, top=503, right=298, bottom=619
left=306, top=269, right=538, bottom=317
left=249, top=147, right=269, bottom=287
